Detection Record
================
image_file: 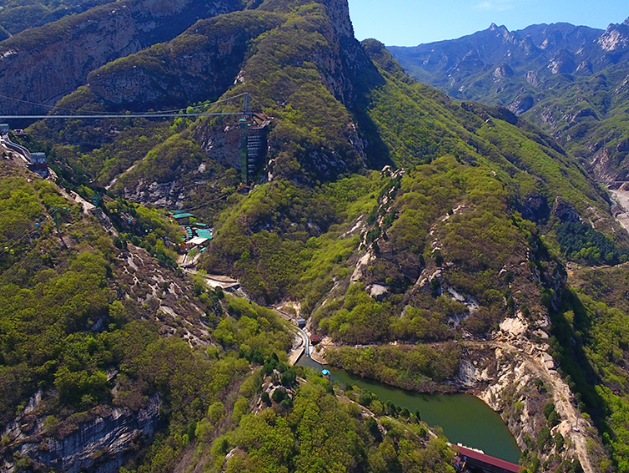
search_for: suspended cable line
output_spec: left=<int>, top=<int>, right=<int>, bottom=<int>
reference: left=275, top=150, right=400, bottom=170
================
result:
left=0, top=92, right=263, bottom=120
left=0, top=112, right=247, bottom=120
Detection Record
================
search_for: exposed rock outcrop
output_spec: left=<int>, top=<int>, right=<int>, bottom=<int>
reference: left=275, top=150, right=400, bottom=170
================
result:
left=508, top=94, right=534, bottom=115
left=466, top=339, right=598, bottom=473
left=553, top=198, right=580, bottom=223
left=2, top=394, right=161, bottom=473
left=85, top=10, right=285, bottom=111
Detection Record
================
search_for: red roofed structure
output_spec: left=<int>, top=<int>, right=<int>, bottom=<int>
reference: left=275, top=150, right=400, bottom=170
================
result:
left=455, top=446, right=520, bottom=473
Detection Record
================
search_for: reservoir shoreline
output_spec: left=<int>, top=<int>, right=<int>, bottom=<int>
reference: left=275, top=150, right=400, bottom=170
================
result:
left=297, top=354, right=522, bottom=464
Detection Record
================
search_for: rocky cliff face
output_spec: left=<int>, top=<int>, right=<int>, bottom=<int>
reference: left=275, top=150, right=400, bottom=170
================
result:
left=0, top=0, right=242, bottom=115
left=316, top=0, right=381, bottom=108
left=2, top=394, right=161, bottom=473
left=464, top=337, right=601, bottom=473
left=83, top=11, right=285, bottom=111
left=0, top=231, right=216, bottom=471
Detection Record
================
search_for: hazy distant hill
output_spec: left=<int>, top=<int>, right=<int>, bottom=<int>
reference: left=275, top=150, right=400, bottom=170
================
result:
left=390, top=18, right=629, bottom=181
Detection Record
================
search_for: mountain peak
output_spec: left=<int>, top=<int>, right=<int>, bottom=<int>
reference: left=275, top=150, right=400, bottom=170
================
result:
left=624, top=16, right=629, bottom=26
left=489, top=23, right=508, bottom=32
left=319, top=0, right=354, bottom=38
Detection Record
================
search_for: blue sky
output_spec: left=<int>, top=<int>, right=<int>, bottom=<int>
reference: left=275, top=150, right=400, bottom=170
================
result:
left=347, top=0, right=629, bottom=46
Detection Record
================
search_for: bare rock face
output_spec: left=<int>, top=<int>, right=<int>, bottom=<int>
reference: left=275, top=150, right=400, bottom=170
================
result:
left=547, top=49, right=577, bottom=74
left=553, top=198, right=580, bottom=223
left=517, top=192, right=550, bottom=222
left=319, top=0, right=354, bottom=39
left=493, top=63, right=514, bottom=80
left=525, top=70, right=539, bottom=86
left=196, top=123, right=243, bottom=170
left=0, top=0, right=241, bottom=115
left=304, top=0, right=379, bottom=108
left=3, top=394, right=161, bottom=473
left=508, top=94, right=534, bottom=115
left=85, top=10, right=285, bottom=111
left=468, top=342, right=597, bottom=473
left=598, top=23, right=629, bottom=52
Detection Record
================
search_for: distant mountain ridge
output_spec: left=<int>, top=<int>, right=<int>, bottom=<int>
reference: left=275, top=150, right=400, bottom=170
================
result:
left=389, top=17, right=629, bottom=181
left=388, top=20, right=629, bottom=95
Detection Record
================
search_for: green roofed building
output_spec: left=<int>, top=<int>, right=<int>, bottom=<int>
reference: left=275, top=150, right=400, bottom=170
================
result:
left=172, top=213, right=194, bottom=219
left=196, top=229, right=213, bottom=240
left=172, top=213, right=194, bottom=224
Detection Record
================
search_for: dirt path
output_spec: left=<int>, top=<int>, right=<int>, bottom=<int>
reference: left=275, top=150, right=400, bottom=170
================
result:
left=288, top=329, right=306, bottom=365
left=106, top=162, right=139, bottom=190
left=270, top=307, right=307, bottom=365
left=58, top=188, right=96, bottom=213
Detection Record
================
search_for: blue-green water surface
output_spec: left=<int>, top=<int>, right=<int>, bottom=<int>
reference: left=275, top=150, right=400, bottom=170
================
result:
left=297, top=355, right=520, bottom=464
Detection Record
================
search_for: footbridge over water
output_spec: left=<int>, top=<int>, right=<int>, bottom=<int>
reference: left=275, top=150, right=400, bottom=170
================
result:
left=453, top=445, right=520, bottom=473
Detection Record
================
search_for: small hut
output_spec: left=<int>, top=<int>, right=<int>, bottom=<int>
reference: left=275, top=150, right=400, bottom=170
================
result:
left=172, top=212, right=194, bottom=225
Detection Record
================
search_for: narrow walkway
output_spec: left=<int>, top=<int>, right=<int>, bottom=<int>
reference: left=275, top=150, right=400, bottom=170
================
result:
left=58, top=188, right=95, bottom=213
left=297, top=327, right=310, bottom=358
left=0, top=134, right=30, bottom=165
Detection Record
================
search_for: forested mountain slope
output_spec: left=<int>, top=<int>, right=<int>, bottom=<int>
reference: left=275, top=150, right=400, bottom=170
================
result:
left=389, top=19, right=629, bottom=181
left=0, top=155, right=454, bottom=473
left=2, top=0, right=629, bottom=472
left=0, top=0, right=115, bottom=37
left=0, top=155, right=295, bottom=471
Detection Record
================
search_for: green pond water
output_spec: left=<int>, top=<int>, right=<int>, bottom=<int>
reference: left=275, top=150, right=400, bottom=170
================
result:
left=297, top=355, right=521, bottom=464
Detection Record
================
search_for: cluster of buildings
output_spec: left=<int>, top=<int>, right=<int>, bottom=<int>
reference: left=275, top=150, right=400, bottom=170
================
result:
left=169, top=211, right=213, bottom=251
